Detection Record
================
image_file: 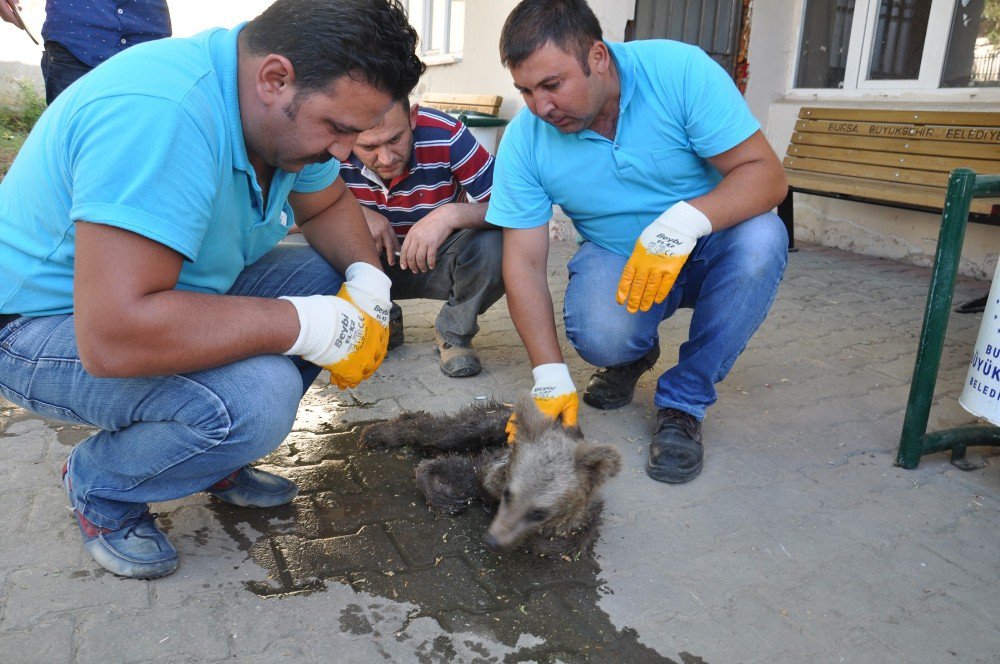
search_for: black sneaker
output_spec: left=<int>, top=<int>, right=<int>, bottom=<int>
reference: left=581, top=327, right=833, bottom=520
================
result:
left=582, top=343, right=660, bottom=410
left=646, top=408, right=703, bottom=483
left=954, top=294, right=987, bottom=314
left=388, top=303, right=404, bottom=350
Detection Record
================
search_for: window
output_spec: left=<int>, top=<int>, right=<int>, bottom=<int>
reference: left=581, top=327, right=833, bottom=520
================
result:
left=867, top=0, right=932, bottom=80
left=795, top=0, right=856, bottom=88
left=404, top=0, right=465, bottom=61
left=942, top=0, right=1000, bottom=86
left=795, top=0, right=1000, bottom=90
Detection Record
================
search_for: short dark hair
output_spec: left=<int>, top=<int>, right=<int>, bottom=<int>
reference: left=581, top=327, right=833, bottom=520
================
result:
left=499, top=0, right=603, bottom=73
left=241, top=0, right=425, bottom=101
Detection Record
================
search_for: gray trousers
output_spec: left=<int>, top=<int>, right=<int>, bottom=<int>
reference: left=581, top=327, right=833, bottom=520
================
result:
left=383, top=228, right=504, bottom=347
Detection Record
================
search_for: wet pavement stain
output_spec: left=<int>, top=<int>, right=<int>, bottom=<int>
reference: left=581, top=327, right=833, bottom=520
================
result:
left=205, top=418, right=692, bottom=664
left=53, top=424, right=95, bottom=447
left=339, top=603, right=375, bottom=635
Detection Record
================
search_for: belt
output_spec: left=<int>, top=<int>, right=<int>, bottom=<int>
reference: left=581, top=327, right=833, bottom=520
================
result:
left=0, top=313, right=21, bottom=329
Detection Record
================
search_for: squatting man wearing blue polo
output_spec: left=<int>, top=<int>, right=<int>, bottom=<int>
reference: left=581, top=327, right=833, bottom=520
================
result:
left=490, top=0, right=789, bottom=483
left=0, top=0, right=424, bottom=579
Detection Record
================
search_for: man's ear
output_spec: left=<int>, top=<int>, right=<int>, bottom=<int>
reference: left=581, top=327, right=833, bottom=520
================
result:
left=257, top=54, right=296, bottom=105
left=409, top=102, right=419, bottom=130
left=589, top=40, right=611, bottom=76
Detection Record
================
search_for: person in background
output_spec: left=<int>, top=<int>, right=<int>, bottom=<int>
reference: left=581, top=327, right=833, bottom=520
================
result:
left=1, top=0, right=172, bottom=104
left=341, top=100, right=503, bottom=377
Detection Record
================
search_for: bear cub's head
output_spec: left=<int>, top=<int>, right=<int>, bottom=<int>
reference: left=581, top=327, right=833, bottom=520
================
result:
left=485, top=396, right=622, bottom=553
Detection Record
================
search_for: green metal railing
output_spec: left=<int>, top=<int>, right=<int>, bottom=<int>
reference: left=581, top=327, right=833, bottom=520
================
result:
left=897, top=169, right=1000, bottom=469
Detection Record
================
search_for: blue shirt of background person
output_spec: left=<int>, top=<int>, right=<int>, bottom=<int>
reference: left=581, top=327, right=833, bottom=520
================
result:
left=36, top=0, right=172, bottom=103
left=42, top=0, right=171, bottom=67
left=487, top=39, right=761, bottom=257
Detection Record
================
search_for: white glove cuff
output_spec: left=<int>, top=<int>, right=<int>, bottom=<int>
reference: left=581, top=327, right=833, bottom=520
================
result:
left=344, top=262, right=392, bottom=326
left=281, top=295, right=351, bottom=363
left=345, top=262, right=392, bottom=299
left=532, top=363, right=575, bottom=393
left=656, top=201, right=713, bottom=238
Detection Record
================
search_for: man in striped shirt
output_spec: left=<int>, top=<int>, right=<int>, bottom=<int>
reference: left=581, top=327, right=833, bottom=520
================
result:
left=341, top=101, right=503, bottom=377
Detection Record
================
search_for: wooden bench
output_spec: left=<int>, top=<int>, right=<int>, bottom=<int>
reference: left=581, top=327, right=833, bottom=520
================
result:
left=778, top=108, right=1000, bottom=248
left=420, top=93, right=503, bottom=117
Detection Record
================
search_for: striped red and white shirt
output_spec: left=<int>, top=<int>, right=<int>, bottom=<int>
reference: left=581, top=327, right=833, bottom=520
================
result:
left=341, top=106, right=494, bottom=238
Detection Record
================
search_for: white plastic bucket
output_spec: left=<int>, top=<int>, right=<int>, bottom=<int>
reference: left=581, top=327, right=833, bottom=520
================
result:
left=464, top=125, right=500, bottom=154
left=959, top=261, right=1000, bottom=425
left=446, top=111, right=507, bottom=155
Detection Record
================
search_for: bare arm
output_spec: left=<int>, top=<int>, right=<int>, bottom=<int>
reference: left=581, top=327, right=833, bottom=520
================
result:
left=74, top=178, right=386, bottom=378
left=293, top=177, right=382, bottom=273
left=360, top=206, right=401, bottom=265
left=399, top=201, right=491, bottom=272
left=689, top=130, right=787, bottom=230
left=73, top=223, right=300, bottom=378
left=431, top=201, right=491, bottom=230
left=503, top=225, right=563, bottom=367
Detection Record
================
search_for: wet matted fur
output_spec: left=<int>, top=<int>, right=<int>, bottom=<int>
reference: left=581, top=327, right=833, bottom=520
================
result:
left=359, top=397, right=622, bottom=557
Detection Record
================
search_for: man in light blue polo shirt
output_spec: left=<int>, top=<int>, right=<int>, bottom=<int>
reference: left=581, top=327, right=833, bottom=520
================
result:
left=489, top=0, right=789, bottom=484
left=0, top=0, right=424, bottom=579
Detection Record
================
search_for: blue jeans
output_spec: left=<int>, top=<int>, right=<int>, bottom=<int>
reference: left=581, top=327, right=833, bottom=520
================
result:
left=41, top=41, right=93, bottom=104
left=0, top=244, right=340, bottom=529
left=564, top=212, right=788, bottom=420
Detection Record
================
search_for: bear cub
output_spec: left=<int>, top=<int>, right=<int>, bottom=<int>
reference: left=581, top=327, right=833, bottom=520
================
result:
left=359, top=397, right=622, bottom=557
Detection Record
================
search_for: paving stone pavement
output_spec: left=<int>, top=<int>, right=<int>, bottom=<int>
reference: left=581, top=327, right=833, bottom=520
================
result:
left=0, top=239, right=998, bottom=664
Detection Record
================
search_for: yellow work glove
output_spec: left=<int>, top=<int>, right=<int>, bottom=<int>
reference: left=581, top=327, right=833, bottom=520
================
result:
left=616, top=201, right=713, bottom=313
left=506, top=363, right=579, bottom=442
left=281, top=262, right=392, bottom=389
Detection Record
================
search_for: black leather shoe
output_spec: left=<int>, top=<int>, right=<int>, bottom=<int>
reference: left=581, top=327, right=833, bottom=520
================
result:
left=388, top=303, right=404, bottom=350
left=647, top=408, right=703, bottom=483
left=582, top=344, right=660, bottom=410
left=954, top=294, right=987, bottom=314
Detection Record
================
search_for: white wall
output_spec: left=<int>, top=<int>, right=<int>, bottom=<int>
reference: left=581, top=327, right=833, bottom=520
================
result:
left=411, top=1, right=517, bottom=118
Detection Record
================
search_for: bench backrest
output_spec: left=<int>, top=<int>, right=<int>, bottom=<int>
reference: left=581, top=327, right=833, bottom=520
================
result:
left=420, top=93, right=503, bottom=117
left=783, top=108, right=1000, bottom=216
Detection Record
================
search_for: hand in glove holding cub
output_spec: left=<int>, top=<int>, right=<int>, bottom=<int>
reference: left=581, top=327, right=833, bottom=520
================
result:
left=282, top=262, right=392, bottom=389
left=506, top=363, right=579, bottom=442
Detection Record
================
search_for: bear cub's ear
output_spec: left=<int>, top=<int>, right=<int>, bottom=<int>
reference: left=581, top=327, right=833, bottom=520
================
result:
left=575, top=444, right=623, bottom=489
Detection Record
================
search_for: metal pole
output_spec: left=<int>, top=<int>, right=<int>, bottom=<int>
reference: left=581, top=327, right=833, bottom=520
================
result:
left=897, top=168, right=977, bottom=468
